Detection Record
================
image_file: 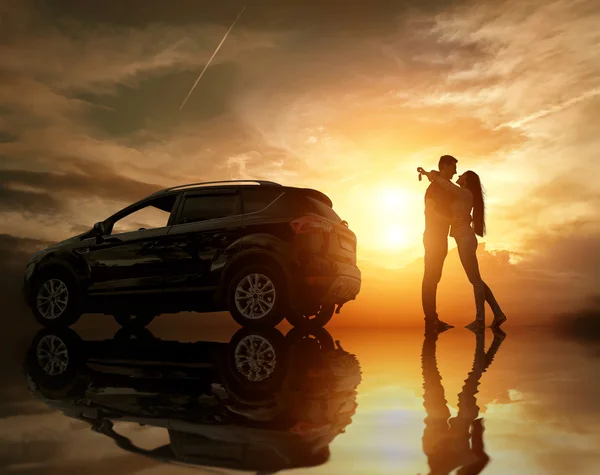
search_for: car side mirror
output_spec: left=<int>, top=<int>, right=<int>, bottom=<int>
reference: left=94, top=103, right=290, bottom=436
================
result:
left=93, top=222, right=107, bottom=236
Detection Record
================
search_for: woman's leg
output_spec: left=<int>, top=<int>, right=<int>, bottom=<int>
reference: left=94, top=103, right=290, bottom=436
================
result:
left=483, top=282, right=504, bottom=318
left=456, top=235, right=486, bottom=325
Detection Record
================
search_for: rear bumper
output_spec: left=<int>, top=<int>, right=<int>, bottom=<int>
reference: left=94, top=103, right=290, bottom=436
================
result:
left=322, top=275, right=361, bottom=304
left=300, top=261, right=361, bottom=306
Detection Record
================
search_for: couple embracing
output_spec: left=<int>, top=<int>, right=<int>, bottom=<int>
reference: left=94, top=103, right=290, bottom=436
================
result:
left=419, top=155, right=507, bottom=332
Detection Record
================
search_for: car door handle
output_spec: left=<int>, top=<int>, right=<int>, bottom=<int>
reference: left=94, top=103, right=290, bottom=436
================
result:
left=92, top=236, right=121, bottom=247
left=213, top=233, right=229, bottom=241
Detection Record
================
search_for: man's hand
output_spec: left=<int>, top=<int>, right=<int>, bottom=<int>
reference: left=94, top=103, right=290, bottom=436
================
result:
left=417, top=167, right=440, bottom=182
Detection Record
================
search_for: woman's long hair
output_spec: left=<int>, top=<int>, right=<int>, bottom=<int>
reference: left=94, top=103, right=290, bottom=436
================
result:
left=464, top=171, right=486, bottom=237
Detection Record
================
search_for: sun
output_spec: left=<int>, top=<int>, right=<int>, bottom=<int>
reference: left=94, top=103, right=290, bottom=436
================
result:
left=385, top=225, right=409, bottom=248
left=379, top=188, right=407, bottom=211
left=339, top=184, right=423, bottom=254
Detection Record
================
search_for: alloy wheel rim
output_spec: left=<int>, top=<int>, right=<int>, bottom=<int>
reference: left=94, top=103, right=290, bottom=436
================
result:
left=234, top=273, right=276, bottom=320
left=234, top=334, right=277, bottom=382
left=36, top=279, right=69, bottom=320
left=36, top=335, right=69, bottom=376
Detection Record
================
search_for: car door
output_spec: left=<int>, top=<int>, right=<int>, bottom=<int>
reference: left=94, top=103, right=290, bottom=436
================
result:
left=85, top=194, right=178, bottom=294
left=161, top=189, right=243, bottom=292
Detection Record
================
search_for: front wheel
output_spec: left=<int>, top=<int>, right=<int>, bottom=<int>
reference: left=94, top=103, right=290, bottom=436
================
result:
left=227, top=264, right=286, bottom=328
left=31, top=271, right=81, bottom=327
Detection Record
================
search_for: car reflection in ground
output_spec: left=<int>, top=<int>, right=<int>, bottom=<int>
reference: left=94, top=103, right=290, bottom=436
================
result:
left=24, top=325, right=362, bottom=472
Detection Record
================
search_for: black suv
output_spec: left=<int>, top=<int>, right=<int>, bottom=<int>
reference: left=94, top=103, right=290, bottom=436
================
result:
left=23, top=180, right=361, bottom=328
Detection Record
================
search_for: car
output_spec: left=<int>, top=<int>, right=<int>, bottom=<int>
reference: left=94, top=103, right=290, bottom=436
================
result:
left=25, top=326, right=362, bottom=472
left=23, top=180, right=361, bottom=328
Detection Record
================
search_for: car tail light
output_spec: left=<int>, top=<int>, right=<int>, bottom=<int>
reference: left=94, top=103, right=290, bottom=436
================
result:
left=290, top=215, right=334, bottom=234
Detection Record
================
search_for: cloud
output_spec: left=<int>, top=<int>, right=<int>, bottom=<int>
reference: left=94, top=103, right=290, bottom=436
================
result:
left=0, top=158, right=162, bottom=215
left=0, top=186, right=61, bottom=214
left=495, top=87, right=600, bottom=130
left=554, top=295, right=600, bottom=345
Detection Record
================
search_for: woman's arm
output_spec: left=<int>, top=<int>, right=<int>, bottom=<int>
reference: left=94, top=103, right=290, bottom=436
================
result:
left=418, top=168, right=464, bottom=197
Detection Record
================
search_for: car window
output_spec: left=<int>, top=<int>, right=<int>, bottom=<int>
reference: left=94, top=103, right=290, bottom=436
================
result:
left=111, top=195, right=176, bottom=235
left=303, top=196, right=341, bottom=222
left=179, top=194, right=240, bottom=224
left=242, top=189, right=283, bottom=214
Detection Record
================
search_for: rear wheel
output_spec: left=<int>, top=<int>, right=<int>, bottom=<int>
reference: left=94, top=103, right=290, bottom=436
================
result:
left=285, top=303, right=335, bottom=328
left=113, top=312, right=155, bottom=329
left=31, top=270, right=81, bottom=327
left=227, top=264, right=286, bottom=328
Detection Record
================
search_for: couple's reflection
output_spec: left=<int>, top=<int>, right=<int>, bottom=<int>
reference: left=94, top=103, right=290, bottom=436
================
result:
left=25, top=326, right=362, bottom=473
left=422, top=328, right=506, bottom=475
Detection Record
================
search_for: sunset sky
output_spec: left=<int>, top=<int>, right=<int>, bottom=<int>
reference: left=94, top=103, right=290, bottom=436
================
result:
left=1, top=0, right=599, bottom=324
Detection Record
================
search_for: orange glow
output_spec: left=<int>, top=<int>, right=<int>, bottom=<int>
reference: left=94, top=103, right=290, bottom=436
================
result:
left=379, top=188, right=407, bottom=212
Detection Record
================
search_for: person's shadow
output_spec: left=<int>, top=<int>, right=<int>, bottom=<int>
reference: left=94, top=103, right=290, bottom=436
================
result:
left=421, top=328, right=506, bottom=475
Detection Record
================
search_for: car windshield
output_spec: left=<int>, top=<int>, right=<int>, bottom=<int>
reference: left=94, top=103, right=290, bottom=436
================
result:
left=111, top=195, right=176, bottom=234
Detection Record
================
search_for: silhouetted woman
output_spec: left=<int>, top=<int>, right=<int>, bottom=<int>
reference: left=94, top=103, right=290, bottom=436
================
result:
left=418, top=168, right=506, bottom=330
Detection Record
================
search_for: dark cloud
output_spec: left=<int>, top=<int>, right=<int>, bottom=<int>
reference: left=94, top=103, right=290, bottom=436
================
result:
left=513, top=217, right=600, bottom=287
left=0, top=131, right=17, bottom=143
left=0, top=158, right=163, bottom=215
left=0, top=233, right=50, bottom=328
left=0, top=233, right=51, bottom=271
left=40, top=0, right=463, bottom=31
left=555, top=295, right=600, bottom=345
left=499, top=179, right=600, bottom=229
left=0, top=186, right=61, bottom=214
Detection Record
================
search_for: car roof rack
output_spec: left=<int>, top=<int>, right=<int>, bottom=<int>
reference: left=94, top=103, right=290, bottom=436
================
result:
left=149, top=180, right=282, bottom=197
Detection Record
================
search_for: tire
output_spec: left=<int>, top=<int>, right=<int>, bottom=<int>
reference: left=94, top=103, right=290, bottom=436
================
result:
left=31, top=270, right=81, bottom=328
left=227, top=264, right=286, bottom=328
left=113, top=312, right=155, bottom=329
left=25, top=327, right=87, bottom=400
left=285, top=303, right=335, bottom=328
left=224, top=327, right=287, bottom=395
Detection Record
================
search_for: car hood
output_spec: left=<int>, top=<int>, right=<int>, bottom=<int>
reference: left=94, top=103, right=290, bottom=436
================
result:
left=28, top=231, right=89, bottom=263
left=51, top=232, right=88, bottom=247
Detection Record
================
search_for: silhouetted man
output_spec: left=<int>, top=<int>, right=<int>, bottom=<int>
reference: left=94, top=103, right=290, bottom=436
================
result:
left=422, top=155, right=458, bottom=330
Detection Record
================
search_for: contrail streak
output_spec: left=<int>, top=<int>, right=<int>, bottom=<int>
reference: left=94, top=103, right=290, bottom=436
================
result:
left=495, top=87, right=600, bottom=130
left=179, top=4, right=247, bottom=111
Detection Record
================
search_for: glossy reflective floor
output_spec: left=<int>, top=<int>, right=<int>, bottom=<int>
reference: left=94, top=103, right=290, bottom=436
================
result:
left=2, top=317, right=600, bottom=475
